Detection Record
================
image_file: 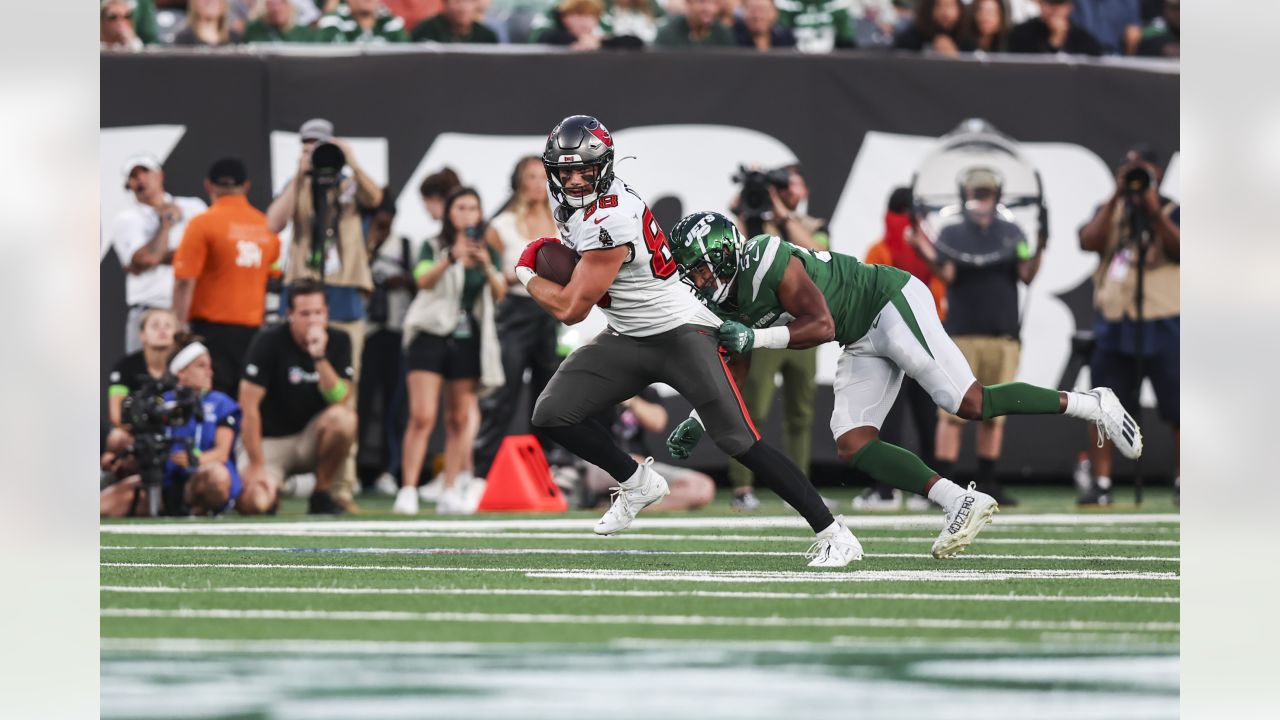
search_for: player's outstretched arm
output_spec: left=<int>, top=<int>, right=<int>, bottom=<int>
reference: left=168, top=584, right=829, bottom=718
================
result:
left=523, top=245, right=628, bottom=325
left=774, top=257, right=836, bottom=349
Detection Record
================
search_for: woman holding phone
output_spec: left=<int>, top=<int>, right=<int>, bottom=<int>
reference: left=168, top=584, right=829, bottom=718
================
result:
left=398, top=187, right=506, bottom=514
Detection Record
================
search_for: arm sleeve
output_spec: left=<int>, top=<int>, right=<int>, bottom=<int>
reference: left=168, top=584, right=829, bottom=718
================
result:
left=215, top=394, right=242, bottom=431
left=241, top=330, right=272, bottom=389
left=172, top=217, right=207, bottom=280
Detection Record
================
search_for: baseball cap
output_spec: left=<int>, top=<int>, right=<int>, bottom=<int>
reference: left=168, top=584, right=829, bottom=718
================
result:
left=299, top=118, right=334, bottom=143
left=207, top=157, right=248, bottom=187
left=960, top=166, right=1002, bottom=190
left=121, top=154, right=161, bottom=187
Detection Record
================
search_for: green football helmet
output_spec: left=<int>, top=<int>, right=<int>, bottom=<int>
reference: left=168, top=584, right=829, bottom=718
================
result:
left=668, top=211, right=746, bottom=306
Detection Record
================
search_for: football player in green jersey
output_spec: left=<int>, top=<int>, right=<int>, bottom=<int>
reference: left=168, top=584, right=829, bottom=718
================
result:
left=666, top=211, right=1143, bottom=559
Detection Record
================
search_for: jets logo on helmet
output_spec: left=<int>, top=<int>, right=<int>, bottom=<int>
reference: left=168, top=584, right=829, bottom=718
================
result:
left=669, top=211, right=746, bottom=307
left=543, top=115, right=616, bottom=209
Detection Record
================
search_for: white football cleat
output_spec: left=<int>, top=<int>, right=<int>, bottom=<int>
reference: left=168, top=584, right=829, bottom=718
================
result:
left=932, top=482, right=998, bottom=559
left=1090, top=387, right=1143, bottom=459
left=594, top=457, right=669, bottom=535
left=392, top=486, right=419, bottom=515
left=805, top=517, right=864, bottom=567
left=436, top=484, right=473, bottom=515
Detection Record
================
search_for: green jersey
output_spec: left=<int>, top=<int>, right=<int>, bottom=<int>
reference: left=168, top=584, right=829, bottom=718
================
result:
left=775, top=0, right=858, bottom=53
left=721, top=235, right=910, bottom=345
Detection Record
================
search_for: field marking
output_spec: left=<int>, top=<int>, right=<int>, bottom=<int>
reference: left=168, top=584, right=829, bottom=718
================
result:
left=101, top=561, right=1179, bottom=582
left=98, top=545, right=1179, bottom=563
left=99, top=513, right=1180, bottom=534
left=93, top=530, right=1180, bottom=546
left=101, top=607, right=1180, bottom=633
left=99, top=584, right=1180, bottom=604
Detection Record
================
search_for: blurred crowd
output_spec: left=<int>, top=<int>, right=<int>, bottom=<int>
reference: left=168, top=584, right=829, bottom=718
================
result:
left=101, top=0, right=1180, bottom=57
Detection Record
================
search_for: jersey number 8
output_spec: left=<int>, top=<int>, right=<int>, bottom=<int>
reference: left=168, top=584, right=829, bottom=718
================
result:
left=642, top=208, right=677, bottom=279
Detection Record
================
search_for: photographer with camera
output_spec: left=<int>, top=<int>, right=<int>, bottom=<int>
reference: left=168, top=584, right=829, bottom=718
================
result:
left=267, top=118, right=382, bottom=511
left=725, top=163, right=829, bottom=510
left=100, top=340, right=243, bottom=517
left=1077, top=146, right=1179, bottom=505
left=237, top=279, right=358, bottom=516
left=103, top=308, right=179, bottom=480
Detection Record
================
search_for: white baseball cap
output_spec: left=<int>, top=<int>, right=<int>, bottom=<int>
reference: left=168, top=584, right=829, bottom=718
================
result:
left=121, top=154, right=162, bottom=188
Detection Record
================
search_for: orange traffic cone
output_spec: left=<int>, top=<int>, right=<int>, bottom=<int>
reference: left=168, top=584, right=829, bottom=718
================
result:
left=476, top=435, right=568, bottom=512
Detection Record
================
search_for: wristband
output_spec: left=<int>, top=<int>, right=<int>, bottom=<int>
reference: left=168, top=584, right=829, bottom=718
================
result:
left=753, top=325, right=791, bottom=350
left=321, top=380, right=348, bottom=404
left=515, top=266, right=536, bottom=288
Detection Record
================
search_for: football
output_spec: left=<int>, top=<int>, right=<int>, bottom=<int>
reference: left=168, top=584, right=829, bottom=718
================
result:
left=535, top=240, right=579, bottom=286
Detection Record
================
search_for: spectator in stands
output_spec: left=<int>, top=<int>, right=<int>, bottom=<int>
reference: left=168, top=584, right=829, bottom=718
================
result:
left=419, top=167, right=462, bottom=225
left=916, top=167, right=1046, bottom=506
left=726, top=164, right=828, bottom=511
left=1070, top=0, right=1141, bottom=55
left=101, top=339, right=243, bottom=517
left=714, top=0, right=739, bottom=30
left=109, top=154, right=208, bottom=354
left=242, top=0, right=319, bottom=42
left=653, top=0, right=735, bottom=47
left=173, top=0, right=243, bottom=46
left=386, top=0, right=444, bottom=30
left=102, top=309, right=180, bottom=479
left=893, top=0, right=970, bottom=55
left=318, top=0, right=410, bottom=42
left=1136, top=0, right=1177, bottom=57
left=411, top=0, right=500, bottom=42
left=1077, top=146, right=1179, bottom=505
left=734, top=0, right=796, bottom=50
left=855, top=188, right=945, bottom=511
left=581, top=388, right=716, bottom=511
left=238, top=280, right=358, bottom=515
left=101, top=0, right=143, bottom=50
left=398, top=188, right=506, bottom=515
left=474, top=157, right=563, bottom=486
left=959, top=0, right=1010, bottom=53
left=173, top=157, right=280, bottom=398
left=1007, top=0, right=1103, bottom=55
left=605, top=0, right=664, bottom=45
left=775, top=0, right=857, bottom=52
left=535, top=0, right=606, bottom=50
left=358, top=192, right=414, bottom=495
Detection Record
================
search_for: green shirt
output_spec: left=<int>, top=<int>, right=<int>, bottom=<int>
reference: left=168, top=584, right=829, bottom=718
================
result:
left=653, top=16, right=736, bottom=48
left=242, top=19, right=319, bottom=43
left=774, top=0, right=857, bottom=53
left=416, top=241, right=502, bottom=311
left=411, top=15, right=499, bottom=43
left=317, top=7, right=409, bottom=43
left=723, top=235, right=910, bottom=345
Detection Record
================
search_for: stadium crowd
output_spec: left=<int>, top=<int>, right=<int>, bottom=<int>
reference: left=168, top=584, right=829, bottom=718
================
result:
left=101, top=0, right=1180, bottom=57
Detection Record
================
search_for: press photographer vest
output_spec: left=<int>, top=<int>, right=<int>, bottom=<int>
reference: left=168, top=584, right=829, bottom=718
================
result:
left=1093, top=200, right=1179, bottom=322
left=284, top=175, right=374, bottom=293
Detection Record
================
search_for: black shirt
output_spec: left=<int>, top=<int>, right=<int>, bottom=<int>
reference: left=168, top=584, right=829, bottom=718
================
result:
left=108, top=351, right=172, bottom=398
left=242, top=323, right=354, bottom=438
left=732, top=19, right=797, bottom=49
left=938, top=218, right=1027, bottom=338
left=1007, top=18, right=1103, bottom=56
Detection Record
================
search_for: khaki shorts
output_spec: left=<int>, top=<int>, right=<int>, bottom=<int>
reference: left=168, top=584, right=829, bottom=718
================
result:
left=939, top=335, right=1021, bottom=424
left=239, top=413, right=325, bottom=490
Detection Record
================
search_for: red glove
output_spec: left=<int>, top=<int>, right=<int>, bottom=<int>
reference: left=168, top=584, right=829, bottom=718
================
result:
left=517, top=237, right=558, bottom=272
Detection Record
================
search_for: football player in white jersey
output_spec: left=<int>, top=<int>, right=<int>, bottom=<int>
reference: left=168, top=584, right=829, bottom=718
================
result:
left=511, top=115, right=861, bottom=567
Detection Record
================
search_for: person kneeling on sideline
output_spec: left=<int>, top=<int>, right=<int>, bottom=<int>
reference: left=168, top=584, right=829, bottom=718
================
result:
left=100, top=340, right=243, bottom=517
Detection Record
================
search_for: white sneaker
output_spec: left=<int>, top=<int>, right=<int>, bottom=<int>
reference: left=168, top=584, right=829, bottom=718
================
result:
left=931, top=482, right=999, bottom=559
left=1089, top=387, right=1144, bottom=460
left=852, top=488, right=902, bottom=512
left=905, top=495, right=933, bottom=512
left=373, top=473, right=400, bottom=496
left=418, top=476, right=444, bottom=503
left=805, top=517, right=864, bottom=567
left=594, top=457, right=669, bottom=535
left=436, top=484, right=472, bottom=515
left=392, top=486, right=419, bottom=515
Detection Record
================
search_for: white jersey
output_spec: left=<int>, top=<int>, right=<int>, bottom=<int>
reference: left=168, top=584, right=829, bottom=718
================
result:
left=555, top=178, right=720, bottom=336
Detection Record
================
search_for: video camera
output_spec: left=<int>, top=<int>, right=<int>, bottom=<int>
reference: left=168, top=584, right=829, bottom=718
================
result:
left=116, top=377, right=202, bottom=516
left=733, top=165, right=791, bottom=238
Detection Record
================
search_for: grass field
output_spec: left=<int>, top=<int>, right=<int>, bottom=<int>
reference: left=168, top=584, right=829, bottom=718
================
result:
left=100, top=486, right=1179, bottom=720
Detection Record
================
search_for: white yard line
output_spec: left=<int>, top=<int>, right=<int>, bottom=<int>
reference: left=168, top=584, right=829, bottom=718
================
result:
left=99, top=584, right=1179, bottom=604
left=99, top=545, right=1179, bottom=563
left=95, top=529, right=1180, bottom=546
left=99, top=513, right=1180, bottom=535
left=100, top=561, right=1178, bottom=582
left=100, top=606, right=1179, bottom=633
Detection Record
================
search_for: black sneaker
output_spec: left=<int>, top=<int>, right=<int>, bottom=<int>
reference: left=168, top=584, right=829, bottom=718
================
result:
left=1076, top=484, right=1112, bottom=507
left=308, top=490, right=345, bottom=515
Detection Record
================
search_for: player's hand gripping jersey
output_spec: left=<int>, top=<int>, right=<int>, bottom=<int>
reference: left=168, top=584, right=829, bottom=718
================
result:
left=556, top=178, right=720, bottom=336
left=719, top=234, right=911, bottom=346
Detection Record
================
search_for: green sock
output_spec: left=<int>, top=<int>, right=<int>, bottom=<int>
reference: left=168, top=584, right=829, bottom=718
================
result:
left=849, top=439, right=937, bottom=495
left=981, top=383, right=1062, bottom=421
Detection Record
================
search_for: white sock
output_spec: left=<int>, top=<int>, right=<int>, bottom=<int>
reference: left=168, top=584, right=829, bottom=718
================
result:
left=927, top=478, right=967, bottom=508
left=1064, top=391, right=1101, bottom=420
left=816, top=520, right=842, bottom=538
left=1096, top=475, right=1112, bottom=490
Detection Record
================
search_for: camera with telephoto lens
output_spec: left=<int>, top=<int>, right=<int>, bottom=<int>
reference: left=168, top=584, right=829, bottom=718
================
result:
left=1122, top=165, right=1154, bottom=195
left=309, top=142, right=346, bottom=188
left=116, top=377, right=203, bottom=515
left=733, top=165, right=792, bottom=220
